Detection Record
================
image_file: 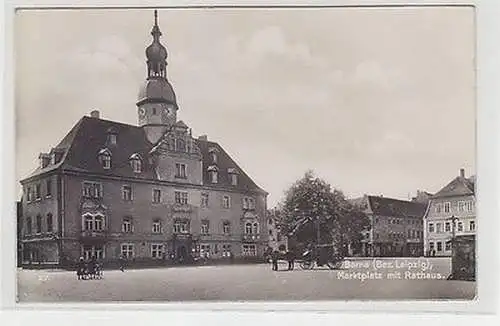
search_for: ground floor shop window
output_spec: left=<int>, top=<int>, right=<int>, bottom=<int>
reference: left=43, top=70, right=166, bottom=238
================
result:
left=121, top=243, right=134, bottom=258
left=200, top=244, right=211, bottom=257
left=242, top=244, right=257, bottom=256
left=222, top=244, right=232, bottom=257
left=151, top=244, right=164, bottom=259
left=82, top=245, right=104, bottom=260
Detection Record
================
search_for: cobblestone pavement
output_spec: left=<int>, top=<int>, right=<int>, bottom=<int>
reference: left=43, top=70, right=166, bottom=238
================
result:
left=17, top=257, right=476, bottom=302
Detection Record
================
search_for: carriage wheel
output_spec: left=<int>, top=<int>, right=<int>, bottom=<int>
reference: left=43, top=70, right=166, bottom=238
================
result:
left=300, top=261, right=314, bottom=270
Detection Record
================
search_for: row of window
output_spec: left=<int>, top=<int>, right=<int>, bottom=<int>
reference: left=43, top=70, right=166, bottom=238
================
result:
left=83, top=181, right=256, bottom=209
left=97, top=148, right=240, bottom=186
left=81, top=243, right=251, bottom=260
left=374, top=217, right=423, bottom=225
left=81, top=214, right=260, bottom=236
left=428, top=240, right=452, bottom=252
left=25, top=213, right=54, bottom=234
left=428, top=220, right=475, bottom=233
left=434, top=201, right=474, bottom=214
left=98, top=150, right=143, bottom=173
left=26, top=180, right=53, bottom=202
left=369, top=229, right=423, bottom=240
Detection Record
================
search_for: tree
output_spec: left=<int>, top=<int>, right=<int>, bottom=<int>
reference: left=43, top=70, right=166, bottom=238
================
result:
left=279, top=171, right=370, bottom=255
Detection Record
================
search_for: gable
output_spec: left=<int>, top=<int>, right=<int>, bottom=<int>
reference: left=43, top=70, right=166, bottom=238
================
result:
left=432, top=177, right=474, bottom=199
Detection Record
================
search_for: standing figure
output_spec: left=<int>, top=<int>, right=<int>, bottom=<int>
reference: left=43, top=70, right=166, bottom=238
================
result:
left=90, top=256, right=97, bottom=279
left=76, top=257, right=85, bottom=280
left=285, top=250, right=295, bottom=271
left=119, top=254, right=126, bottom=272
left=271, top=250, right=280, bottom=271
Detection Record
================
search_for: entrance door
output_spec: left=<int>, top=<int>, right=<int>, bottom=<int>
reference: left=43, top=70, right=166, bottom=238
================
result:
left=177, top=245, right=187, bottom=263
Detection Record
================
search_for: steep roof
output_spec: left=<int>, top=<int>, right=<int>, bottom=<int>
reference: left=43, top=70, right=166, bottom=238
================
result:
left=431, top=176, right=475, bottom=199
left=197, top=139, right=263, bottom=192
left=367, top=195, right=427, bottom=218
left=21, top=116, right=266, bottom=194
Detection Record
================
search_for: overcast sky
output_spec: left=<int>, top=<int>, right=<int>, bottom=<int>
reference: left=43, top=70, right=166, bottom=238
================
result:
left=15, top=7, right=475, bottom=207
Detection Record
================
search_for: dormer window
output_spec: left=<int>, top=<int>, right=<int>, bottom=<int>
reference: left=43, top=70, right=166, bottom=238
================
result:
left=109, top=134, right=117, bottom=144
left=176, top=139, right=186, bottom=152
left=107, top=127, right=118, bottom=145
left=39, top=153, right=51, bottom=168
left=228, top=168, right=239, bottom=186
left=51, top=150, right=64, bottom=165
left=208, top=165, right=218, bottom=183
left=98, top=149, right=112, bottom=169
left=129, top=153, right=142, bottom=173
left=208, top=147, right=219, bottom=163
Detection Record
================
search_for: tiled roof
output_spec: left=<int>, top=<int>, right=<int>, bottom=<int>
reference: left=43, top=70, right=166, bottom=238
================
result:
left=431, top=176, right=475, bottom=198
left=367, top=196, right=427, bottom=218
left=197, top=139, right=263, bottom=192
left=21, top=116, right=266, bottom=194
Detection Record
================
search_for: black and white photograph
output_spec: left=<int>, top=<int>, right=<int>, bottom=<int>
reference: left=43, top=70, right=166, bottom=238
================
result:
left=12, top=5, right=478, bottom=303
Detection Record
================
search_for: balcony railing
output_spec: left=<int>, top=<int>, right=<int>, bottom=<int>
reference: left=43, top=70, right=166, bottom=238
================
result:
left=80, top=230, right=108, bottom=239
left=242, top=233, right=261, bottom=242
left=172, top=204, right=193, bottom=213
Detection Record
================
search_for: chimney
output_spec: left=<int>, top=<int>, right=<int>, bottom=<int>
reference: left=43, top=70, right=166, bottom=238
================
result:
left=460, top=168, right=465, bottom=178
left=90, top=110, right=100, bottom=119
left=198, top=135, right=208, bottom=141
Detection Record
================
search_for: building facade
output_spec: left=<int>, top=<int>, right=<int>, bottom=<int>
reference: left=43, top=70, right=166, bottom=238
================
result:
left=19, top=11, right=268, bottom=267
left=353, top=195, right=427, bottom=257
left=423, top=169, right=475, bottom=257
left=17, top=200, right=23, bottom=267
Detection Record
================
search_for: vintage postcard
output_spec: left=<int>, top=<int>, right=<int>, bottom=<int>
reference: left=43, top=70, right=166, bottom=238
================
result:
left=12, top=4, right=478, bottom=305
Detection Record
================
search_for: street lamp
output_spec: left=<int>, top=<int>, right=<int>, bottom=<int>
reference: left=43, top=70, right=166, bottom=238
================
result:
left=445, top=214, right=459, bottom=258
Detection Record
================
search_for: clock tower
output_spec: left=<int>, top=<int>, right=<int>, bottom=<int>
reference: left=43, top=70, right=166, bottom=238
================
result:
left=137, top=10, right=178, bottom=144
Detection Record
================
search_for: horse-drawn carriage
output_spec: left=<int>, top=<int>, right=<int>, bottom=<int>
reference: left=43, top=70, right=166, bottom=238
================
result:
left=298, top=243, right=344, bottom=270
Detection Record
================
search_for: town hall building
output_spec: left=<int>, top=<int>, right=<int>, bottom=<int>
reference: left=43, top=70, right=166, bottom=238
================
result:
left=19, top=11, right=268, bottom=267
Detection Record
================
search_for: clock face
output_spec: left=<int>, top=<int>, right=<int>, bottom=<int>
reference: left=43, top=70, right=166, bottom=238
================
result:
left=138, top=108, right=146, bottom=118
left=164, top=105, right=175, bottom=116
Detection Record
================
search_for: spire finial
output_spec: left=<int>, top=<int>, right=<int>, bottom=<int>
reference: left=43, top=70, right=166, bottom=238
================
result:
left=154, top=9, right=158, bottom=26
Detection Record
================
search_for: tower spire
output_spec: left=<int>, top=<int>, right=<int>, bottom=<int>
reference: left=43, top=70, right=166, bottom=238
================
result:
left=145, top=10, right=167, bottom=78
left=151, top=9, right=162, bottom=40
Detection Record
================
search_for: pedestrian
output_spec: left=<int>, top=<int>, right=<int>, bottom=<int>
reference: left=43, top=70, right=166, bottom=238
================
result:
left=76, top=257, right=85, bottom=280
left=271, top=250, right=280, bottom=271
left=90, top=256, right=97, bottom=279
left=119, top=254, right=126, bottom=272
left=285, top=250, right=295, bottom=271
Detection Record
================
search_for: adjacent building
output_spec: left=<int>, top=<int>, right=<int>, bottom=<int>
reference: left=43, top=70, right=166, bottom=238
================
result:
left=17, top=200, right=23, bottom=267
left=423, top=169, right=476, bottom=257
left=19, top=11, right=268, bottom=267
left=411, top=190, right=433, bottom=205
left=353, top=195, right=427, bottom=257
